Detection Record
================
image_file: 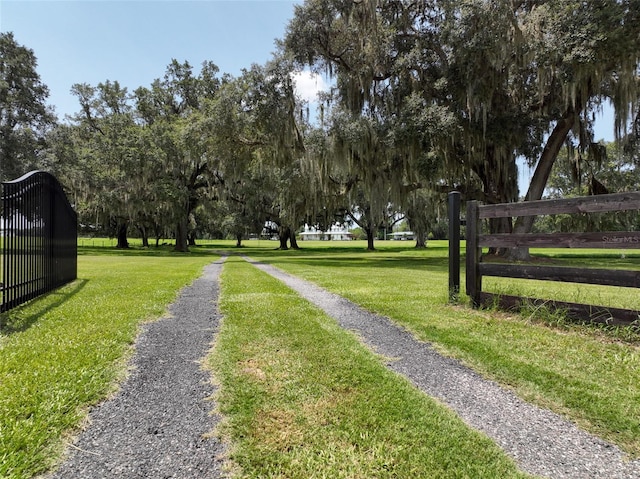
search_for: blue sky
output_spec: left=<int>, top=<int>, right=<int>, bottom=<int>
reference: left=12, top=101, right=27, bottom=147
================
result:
left=0, top=0, right=308, bottom=119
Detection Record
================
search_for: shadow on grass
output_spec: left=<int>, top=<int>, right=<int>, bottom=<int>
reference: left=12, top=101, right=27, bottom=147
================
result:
left=233, top=243, right=453, bottom=273
left=254, top=255, right=451, bottom=273
left=0, top=279, right=89, bottom=336
left=78, top=244, right=223, bottom=257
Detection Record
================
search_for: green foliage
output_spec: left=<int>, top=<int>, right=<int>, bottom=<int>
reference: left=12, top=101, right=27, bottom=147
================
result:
left=14, top=1, right=636, bottom=254
left=132, top=60, right=225, bottom=251
left=547, top=140, right=639, bottom=198
left=0, top=32, right=56, bottom=181
left=202, top=60, right=315, bottom=248
left=56, top=81, right=143, bottom=244
left=285, top=0, right=640, bottom=234
left=8, top=1, right=639, bottom=254
left=538, top=139, right=640, bottom=233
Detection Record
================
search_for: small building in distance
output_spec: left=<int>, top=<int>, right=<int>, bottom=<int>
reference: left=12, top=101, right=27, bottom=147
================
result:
left=299, top=223, right=353, bottom=241
left=389, top=231, right=415, bottom=241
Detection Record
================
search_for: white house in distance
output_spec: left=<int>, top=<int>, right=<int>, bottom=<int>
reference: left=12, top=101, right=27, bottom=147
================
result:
left=389, top=231, right=415, bottom=241
left=299, top=223, right=353, bottom=241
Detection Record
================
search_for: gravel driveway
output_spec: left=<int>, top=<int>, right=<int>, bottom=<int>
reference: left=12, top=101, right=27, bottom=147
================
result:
left=248, top=257, right=640, bottom=479
left=45, top=255, right=640, bottom=479
left=45, top=259, right=226, bottom=479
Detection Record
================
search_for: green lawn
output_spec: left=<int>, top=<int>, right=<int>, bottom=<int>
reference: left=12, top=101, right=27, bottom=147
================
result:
left=0, top=245, right=218, bottom=479
left=245, top=240, right=640, bottom=458
left=210, top=256, right=531, bottom=478
left=1, top=238, right=638, bottom=478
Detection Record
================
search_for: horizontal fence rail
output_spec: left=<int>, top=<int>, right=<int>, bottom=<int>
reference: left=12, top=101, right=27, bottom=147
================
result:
left=1, top=171, right=77, bottom=314
left=477, top=191, right=640, bottom=218
left=457, top=191, right=640, bottom=326
left=479, top=232, right=640, bottom=249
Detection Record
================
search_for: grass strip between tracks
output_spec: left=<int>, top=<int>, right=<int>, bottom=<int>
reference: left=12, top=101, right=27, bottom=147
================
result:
left=210, top=256, right=531, bottom=478
left=247, top=242, right=640, bottom=457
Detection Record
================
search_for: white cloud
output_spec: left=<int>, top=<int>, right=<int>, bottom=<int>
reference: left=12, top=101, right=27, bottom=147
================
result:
left=292, top=70, right=329, bottom=103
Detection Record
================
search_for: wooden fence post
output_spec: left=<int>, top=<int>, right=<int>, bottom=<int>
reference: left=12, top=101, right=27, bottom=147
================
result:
left=448, top=191, right=461, bottom=302
left=465, top=200, right=481, bottom=307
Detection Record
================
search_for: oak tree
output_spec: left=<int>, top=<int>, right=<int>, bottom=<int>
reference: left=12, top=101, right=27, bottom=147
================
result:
left=0, top=32, right=56, bottom=181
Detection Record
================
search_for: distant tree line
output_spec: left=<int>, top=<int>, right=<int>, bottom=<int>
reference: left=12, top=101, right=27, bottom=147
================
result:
left=2, top=0, right=639, bottom=253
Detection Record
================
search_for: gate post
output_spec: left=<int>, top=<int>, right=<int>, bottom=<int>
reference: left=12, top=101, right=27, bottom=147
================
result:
left=448, top=191, right=461, bottom=302
left=466, top=200, right=481, bottom=307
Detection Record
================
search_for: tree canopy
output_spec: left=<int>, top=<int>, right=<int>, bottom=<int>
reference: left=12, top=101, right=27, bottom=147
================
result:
left=0, top=32, right=56, bottom=181
left=4, top=1, right=639, bottom=251
left=283, top=0, right=640, bottom=250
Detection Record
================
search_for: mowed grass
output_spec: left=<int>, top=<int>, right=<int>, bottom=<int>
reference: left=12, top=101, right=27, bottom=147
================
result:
left=2, top=237, right=639, bottom=477
left=0, top=246, right=218, bottom=479
left=246, top=240, right=640, bottom=457
left=210, top=256, right=531, bottom=478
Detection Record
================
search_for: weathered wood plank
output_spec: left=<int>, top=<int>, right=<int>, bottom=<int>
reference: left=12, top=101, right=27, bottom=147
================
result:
left=466, top=201, right=481, bottom=307
left=479, top=191, right=640, bottom=219
left=478, top=292, right=640, bottom=327
left=479, top=263, right=640, bottom=288
left=448, top=192, right=461, bottom=301
left=479, top=232, right=640, bottom=249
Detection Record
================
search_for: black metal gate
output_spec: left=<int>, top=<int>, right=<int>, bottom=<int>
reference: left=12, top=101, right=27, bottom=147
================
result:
left=1, top=171, right=77, bottom=313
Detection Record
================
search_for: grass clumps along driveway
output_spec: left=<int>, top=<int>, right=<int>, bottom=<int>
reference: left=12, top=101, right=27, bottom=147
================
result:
left=210, top=256, right=531, bottom=478
left=2, top=239, right=639, bottom=478
left=248, top=241, right=640, bottom=459
left=0, top=249, right=218, bottom=479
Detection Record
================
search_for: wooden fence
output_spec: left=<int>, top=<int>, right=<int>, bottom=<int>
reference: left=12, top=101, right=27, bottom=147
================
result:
left=450, top=191, right=640, bottom=326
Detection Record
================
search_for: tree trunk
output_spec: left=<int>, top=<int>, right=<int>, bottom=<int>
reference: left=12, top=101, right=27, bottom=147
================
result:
left=414, top=231, right=427, bottom=248
left=278, top=225, right=290, bottom=250
left=473, top=147, right=518, bottom=256
left=116, top=221, right=129, bottom=249
left=407, top=213, right=428, bottom=248
left=138, top=225, right=149, bottom=248
left=289, top=229, right=300, bottom=249
left=365, top=226, right=376, bottom=251
left=235, top=233, right=243, bottom=248
left=490, top=217, right=513, bottom=234
left=188, top=231, right=197, bottom=246
left=174, top=218, right=189, bottom=252
left=154, top=222, right=162, bottom=247
left=507, top=111, right=576, bottom=261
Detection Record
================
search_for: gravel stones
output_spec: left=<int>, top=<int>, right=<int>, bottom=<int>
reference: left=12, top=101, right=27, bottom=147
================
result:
left=46, top=260, right=226, bottom=479
left=46, top=255, right=640, bottom=479
left=249, top=258, right=640, bottom=479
